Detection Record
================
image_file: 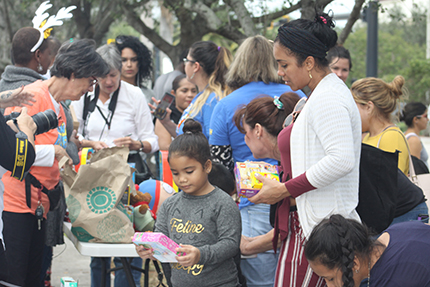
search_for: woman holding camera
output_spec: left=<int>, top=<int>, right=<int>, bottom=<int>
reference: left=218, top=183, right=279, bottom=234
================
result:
left=2, top=39, right=109, bottom=287
left=0, top=89, right=36, bottom=285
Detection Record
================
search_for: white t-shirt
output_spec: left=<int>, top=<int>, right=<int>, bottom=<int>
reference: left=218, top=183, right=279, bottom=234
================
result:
left=72, top=81, right=158, bottom=153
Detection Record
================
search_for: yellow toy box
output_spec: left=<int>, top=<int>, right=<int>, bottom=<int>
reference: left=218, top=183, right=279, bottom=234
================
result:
left=234, top=161, right=279, bottom=198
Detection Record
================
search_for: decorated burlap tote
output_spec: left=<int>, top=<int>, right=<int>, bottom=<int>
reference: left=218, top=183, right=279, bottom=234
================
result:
left=60, top=147, right=134, bottom=243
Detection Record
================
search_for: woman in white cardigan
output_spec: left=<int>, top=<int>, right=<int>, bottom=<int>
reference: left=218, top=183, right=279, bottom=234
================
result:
left=247, top=11, right=362, bottom=287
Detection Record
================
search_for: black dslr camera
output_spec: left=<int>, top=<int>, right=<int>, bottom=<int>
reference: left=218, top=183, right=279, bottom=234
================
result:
left=4, top=109, right=58, bottom=135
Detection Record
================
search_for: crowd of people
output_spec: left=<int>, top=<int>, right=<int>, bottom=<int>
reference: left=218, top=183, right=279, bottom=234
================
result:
left=1, top=6, right=430, bottom=287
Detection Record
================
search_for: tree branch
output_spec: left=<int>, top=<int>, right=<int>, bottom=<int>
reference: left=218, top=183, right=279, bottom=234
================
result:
left=338, top=0, right=365, bottom=45
left=255, top=3, right=302, bottom=23
left=216, top=24, right=248, bottom=42
left=122, top=3, right=175, bottom=57
left=183, top=0, right=223, bottom=31
left=316, top=0, right=335, bottom=10
left=224, top=0, right=258, bottom=36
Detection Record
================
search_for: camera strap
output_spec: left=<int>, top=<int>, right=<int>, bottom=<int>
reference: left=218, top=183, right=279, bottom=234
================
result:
left=24, top=172, right=47, bottom=208
left=82, top=84, right=120, bottom=137
left=10, top=120, right=29, bottom=181
left=24, top=172, right=59, bottom=209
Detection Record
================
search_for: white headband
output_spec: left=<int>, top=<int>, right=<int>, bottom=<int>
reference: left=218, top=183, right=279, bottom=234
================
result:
left=31, top=1, right=76, bottom=52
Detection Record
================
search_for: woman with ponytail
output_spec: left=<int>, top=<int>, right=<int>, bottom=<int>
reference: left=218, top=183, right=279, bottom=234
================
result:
left=177, top=41, right=232, bottom=138
left=247, top=11, right=362, bottom=286
left=351, top=76, right=428, bottom=225
left=305, top=214, right=430, bottom=287
left=351, top=76, right=409, bottom=174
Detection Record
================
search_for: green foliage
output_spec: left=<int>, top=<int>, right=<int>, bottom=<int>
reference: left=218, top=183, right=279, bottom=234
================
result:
left=344, top=4, right=428, bottom=102
left=105, top=20, right=141, bottom=43
left=404, top=59, right=430, bottom=103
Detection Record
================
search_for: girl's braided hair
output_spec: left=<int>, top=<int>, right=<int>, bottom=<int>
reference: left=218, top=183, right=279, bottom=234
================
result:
left=304, top=214, right=375, bottom=287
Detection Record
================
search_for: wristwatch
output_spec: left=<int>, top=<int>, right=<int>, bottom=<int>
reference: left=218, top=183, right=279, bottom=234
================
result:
left=139, top=140, right=144, bottom=152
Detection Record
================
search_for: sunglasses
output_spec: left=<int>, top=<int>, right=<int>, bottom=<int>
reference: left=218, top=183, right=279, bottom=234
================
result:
left=283, top=98, right=307, bottom=127
left=417, top=114, right=428, bottom=119
left=183, top=58, right=197, bottom=64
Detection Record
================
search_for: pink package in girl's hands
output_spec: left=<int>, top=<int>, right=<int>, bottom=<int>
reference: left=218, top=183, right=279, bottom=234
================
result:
left=133, top=232, right=185, bottom=262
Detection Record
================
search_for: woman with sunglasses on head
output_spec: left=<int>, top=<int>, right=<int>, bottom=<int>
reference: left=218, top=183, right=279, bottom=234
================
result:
left=351, top=77, right=428, bottom=226
left=233, top=92, right=300, bottom=249
left=247, top=11, right=362, bottom=287
left=177, top=41, right=232, bottom=139
left=115, top=35, right=156, bottom=104
left=209, top=35, right=305, bottom=287
left=401, top=102, right=429, bottom=168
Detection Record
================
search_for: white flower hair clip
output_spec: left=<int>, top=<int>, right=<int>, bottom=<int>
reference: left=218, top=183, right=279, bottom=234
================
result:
left=30, top=1, right=76, bottom=52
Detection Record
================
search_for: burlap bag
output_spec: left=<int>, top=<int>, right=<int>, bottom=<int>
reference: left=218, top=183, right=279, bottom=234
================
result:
left=60, top=147, right=134, bottom=243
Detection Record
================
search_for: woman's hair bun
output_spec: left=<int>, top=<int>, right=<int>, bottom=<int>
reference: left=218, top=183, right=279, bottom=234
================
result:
left=183, top=118, right=203, bottom=134
left=389, top=75, right=405, bottom=99
left=315, top=11, right=335, bottom=29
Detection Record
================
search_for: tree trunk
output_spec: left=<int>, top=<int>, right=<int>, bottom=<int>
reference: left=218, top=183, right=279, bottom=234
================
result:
left=301, top=0, right=334, bottom=19
left=338, top=0, right=365, bottom=45
left=2, top=0, right=13, bottom=42
left=71, top=0, right=94, bottom=39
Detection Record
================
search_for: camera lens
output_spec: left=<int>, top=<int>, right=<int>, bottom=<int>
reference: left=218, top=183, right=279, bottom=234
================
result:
left=32, top=109, right=58, bottom=135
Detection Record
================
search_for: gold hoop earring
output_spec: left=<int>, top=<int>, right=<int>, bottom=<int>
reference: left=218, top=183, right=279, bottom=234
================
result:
left=309, top=70, right=312, bottom=79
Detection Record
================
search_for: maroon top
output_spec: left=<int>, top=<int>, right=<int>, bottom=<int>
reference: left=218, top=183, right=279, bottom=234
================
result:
left=273, top=124, right=315, bottom=251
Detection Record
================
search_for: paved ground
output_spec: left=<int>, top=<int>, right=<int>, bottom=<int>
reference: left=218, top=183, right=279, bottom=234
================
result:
left=51, top=236, right=95, bottom=287
left=51, top=236, right=165, bottom=287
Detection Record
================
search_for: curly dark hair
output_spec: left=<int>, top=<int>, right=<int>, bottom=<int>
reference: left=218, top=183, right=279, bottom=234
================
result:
left=115, top=35, right=153, bottom=86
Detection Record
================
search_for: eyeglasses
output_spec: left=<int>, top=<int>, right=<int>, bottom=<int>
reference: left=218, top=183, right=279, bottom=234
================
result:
left=183, top=58, right=196, bottom=64
left=283, top=97, right=307, bottom=127
left=90, top=77, right=98, bottom=86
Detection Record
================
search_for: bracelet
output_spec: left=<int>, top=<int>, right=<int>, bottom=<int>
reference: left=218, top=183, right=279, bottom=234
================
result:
left=139, top=140, right=144, bottom=152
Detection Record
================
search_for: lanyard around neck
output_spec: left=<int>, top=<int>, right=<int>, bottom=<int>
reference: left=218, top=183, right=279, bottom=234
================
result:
left=96, top=84, right=120, bottom=130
